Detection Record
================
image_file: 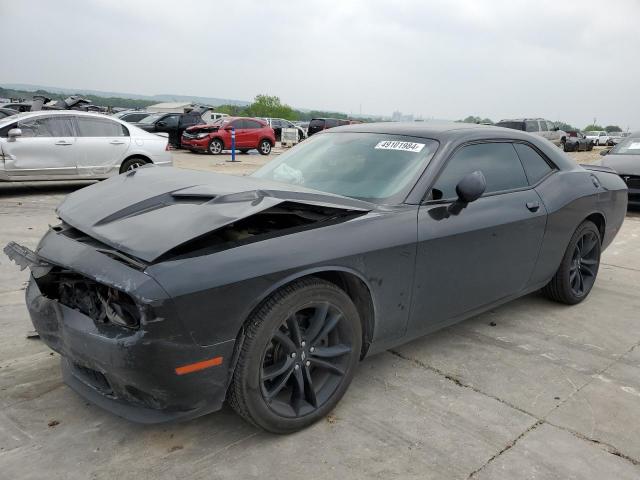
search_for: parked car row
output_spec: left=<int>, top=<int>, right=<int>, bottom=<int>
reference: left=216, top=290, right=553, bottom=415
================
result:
left=0, top=110, right=172, bottom=181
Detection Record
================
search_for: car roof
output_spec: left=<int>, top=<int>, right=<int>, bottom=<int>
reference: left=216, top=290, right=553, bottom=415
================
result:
left=331, top=121, right=497, bottom=137
left=497, top=118, right=548, bottom=122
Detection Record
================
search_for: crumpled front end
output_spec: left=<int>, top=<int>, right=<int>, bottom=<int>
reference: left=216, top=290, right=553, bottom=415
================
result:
left=6, top=228, right=235, bottom=423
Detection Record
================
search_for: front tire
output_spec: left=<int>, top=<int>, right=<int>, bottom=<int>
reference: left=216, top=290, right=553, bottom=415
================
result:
left=542, top=220, right=601, bottom=305
left=208, top=138, right=224, bottom=155
left=258, top=139, right=272, bottom=155
left=228, top=278, right=362, bottom=433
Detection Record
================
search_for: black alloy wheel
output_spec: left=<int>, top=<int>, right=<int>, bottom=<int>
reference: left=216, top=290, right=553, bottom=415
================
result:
left=228, top=278, right=361, bottom=433
left=260, top=302, right=353, bottom=418
left=542, top=220, right=601, bottom=304
left=569, top=230, right=599, bottom=297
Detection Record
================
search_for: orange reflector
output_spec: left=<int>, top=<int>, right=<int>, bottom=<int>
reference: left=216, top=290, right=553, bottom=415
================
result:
left=175, top=356, right=223, bottom=375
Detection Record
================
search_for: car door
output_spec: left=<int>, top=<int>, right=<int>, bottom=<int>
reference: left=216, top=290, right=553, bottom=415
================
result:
left=546, top=121, right=559, bottom=144
left=155, top=114, right=180, bottom=145
left=407, top=141, right=548, bottom=336
left=73, top=116, right=131, bottom=176
left=538, top=120, right=550, bottom=142
left=1, top=115, right=77, bottom=177
left=243, top=119, right=264, bottom=147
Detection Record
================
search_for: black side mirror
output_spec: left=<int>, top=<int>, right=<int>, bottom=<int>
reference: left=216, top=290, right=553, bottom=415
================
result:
left=456, top=171, right=486, bottom=204
left=156, top=121, right=166, bottom=128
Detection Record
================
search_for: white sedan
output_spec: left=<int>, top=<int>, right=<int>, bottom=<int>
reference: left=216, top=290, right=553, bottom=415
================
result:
left=0, top=110, right=172, bottom=181
left=584, top=131, right=610, bottom=146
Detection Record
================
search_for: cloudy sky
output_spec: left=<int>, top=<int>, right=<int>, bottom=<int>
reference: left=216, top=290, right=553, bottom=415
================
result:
left=2, top=0, right=639, bottom=129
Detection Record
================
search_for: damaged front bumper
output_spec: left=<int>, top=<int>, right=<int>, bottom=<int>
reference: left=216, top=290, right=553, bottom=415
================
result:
left=5, top=233, right=235, bottom=424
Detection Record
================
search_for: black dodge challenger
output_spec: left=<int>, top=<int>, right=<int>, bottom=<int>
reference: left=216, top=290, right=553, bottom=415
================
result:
left=5, top=122, right=628, bottom=433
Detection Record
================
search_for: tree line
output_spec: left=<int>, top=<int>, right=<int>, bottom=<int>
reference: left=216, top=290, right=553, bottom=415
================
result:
left=457, top=115, right=624, bottom=133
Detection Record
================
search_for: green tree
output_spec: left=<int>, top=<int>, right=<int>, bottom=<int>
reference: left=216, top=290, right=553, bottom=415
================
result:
left=460, top=115, right=482, bottom=124
left=246, top=94, right=297, bottom=120
left=554, top=121, right=577, bottom=132
left=583, top=124, right=604, bottom=131
left=604, top=125, right=622, bottom=133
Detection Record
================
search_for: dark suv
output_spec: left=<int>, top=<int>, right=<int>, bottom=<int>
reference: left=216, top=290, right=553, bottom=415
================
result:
left=308, top=118, right=352, bottom=136
left=132, top=112, right=202, bottom=147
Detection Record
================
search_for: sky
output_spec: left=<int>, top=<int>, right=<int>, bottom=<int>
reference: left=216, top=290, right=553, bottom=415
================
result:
left=1, top=0, right=639, bottom=129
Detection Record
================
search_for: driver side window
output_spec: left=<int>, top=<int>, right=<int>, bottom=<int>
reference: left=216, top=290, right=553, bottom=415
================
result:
left=431, top=143, right=528, bottom=201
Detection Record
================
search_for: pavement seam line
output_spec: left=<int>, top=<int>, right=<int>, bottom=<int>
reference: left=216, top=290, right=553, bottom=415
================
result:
left=541, top=338, right=640, bottom=420
left=467, top=419, right=544, bottom=479
left=388, top=348, right=640, bottom=468
left=545, top=420, right=640, bottom=467
left=600, top=262, right=640, bottom=273
left=388, top=349, right=534, bottom=418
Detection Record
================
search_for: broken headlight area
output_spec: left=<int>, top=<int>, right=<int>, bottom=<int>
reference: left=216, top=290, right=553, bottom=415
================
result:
left=35, top=268, right=144, bottom=329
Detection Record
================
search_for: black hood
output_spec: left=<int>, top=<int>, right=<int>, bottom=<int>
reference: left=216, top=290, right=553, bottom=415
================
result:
left=56, top=166, right=373, bottom=263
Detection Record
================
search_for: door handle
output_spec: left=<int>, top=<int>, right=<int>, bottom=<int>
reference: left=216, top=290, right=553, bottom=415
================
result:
left=109, top=140, right=125, bottom=145
left=55, top=140, right=72, bottom=146
left=526, top=201, right=540, bottom=212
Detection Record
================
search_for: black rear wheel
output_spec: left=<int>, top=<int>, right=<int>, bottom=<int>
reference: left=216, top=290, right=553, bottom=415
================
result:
left=542, top=220, right=601, bottom=304
left=228, top=278, right=361, bottom=433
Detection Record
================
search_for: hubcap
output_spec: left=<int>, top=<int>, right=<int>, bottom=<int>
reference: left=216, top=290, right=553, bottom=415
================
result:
left=570, top=231, right=599, bottom=296
left=261, top=142, right=270, bottom=154
left=260, top=303, right=352, bottom=417
left=127, top=162, right=143, bottom=171
left=210, top=141, right=222, bottom=154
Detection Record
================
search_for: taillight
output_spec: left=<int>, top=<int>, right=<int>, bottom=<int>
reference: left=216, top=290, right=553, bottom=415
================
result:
left=165, top=143, right=172, bottom=151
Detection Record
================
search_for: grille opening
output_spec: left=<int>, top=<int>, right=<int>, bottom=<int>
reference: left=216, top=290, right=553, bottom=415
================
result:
left=35, top=268, right=142, bottom=329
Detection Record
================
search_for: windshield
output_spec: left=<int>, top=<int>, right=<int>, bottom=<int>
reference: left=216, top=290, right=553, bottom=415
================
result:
left=139, top=113, right=163, bottom=124
left=609, top=138, right=640, bottom=155
left=252, top=132, right=439, bottom=203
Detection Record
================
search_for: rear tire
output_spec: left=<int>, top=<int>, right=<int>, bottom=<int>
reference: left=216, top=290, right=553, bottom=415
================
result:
left=258, top=139, right=272, bottom=155
left=541, top=220, right=601, bottom=305
left=228, top=278, right=361, bottom=433
left=119, top=157, right=148, bottom=173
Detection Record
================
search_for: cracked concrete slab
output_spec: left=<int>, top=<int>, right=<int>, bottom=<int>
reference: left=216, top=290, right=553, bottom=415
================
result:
left=546, top=348, right=640, bottom=461
left=472, top=422, right=640, bottom=479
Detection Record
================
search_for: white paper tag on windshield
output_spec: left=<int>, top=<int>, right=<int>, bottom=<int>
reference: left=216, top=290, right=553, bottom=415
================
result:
left=375, top=140, right=425, bottom=152
left=628, top=142, right=640, bottom=149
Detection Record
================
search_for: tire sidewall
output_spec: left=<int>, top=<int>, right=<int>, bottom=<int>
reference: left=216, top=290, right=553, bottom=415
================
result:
left=237, top=283, right=361, bottom=433
left=120, top=158, right=146, bottom=173
left=259, top=140, right=271, bottom=155
left=208, top=138, right=223, bottom=155
left=558, top=221, right=601, bottom=303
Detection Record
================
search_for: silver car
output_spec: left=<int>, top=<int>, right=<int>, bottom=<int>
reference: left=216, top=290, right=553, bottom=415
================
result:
left=0, top=111, right=172, bottom=181
left=495, top=118, right=566, bottom=147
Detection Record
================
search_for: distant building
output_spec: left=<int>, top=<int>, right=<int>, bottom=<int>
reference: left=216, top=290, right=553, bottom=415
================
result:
left=391, top=111, right=414, bottom=122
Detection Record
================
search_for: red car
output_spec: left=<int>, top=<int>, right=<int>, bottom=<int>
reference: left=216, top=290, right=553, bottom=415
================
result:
left=181, top=117, right=275, bottom=155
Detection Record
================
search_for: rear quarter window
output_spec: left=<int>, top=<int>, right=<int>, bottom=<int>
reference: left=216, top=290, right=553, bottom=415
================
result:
left=513, top=143, right=554, bottom=184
